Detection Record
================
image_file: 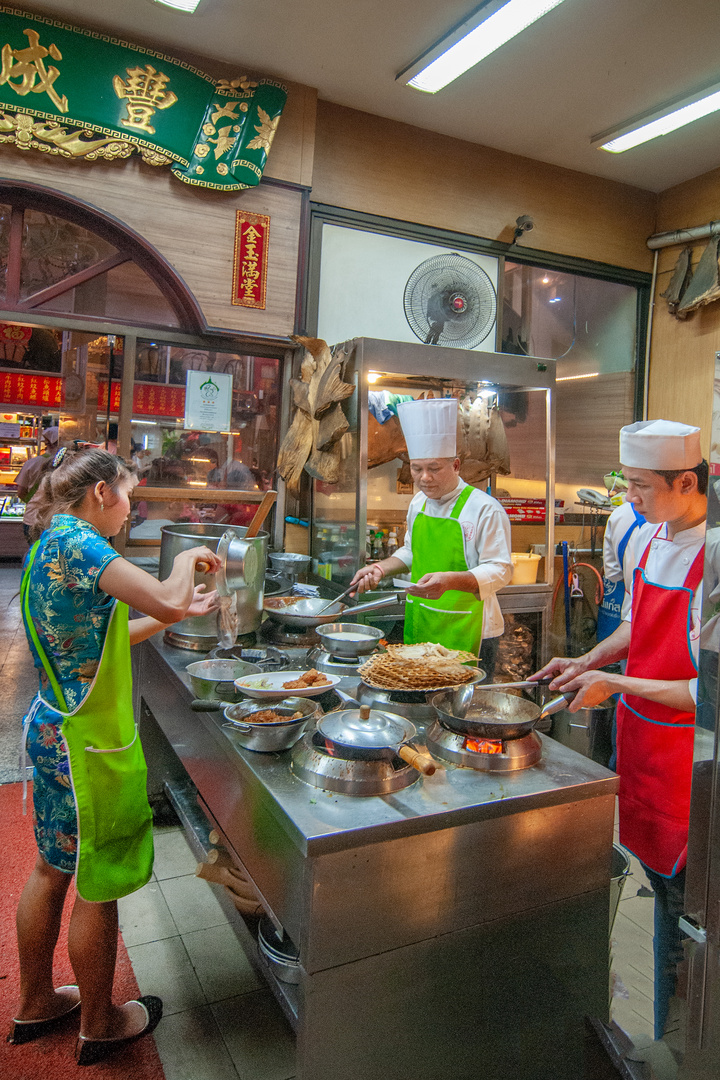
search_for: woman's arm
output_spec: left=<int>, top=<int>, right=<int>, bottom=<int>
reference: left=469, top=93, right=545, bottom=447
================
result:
left=99, top=546, right=221, bottom=623
left=128, top=584, right=220, bottom=644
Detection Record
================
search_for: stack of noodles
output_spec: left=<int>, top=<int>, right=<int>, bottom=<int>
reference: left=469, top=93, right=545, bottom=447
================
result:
left=358, top=643, right=477, bottom=691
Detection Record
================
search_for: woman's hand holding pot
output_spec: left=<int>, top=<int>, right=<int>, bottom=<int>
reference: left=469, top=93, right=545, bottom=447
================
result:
left=176, top=546, right=222, bottom=576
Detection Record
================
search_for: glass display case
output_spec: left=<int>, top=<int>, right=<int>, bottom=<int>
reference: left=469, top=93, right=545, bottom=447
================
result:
left=308, top=337, right=556, bottom=666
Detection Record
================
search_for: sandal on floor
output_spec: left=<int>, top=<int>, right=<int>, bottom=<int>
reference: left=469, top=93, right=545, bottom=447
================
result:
left=7, top=985, right=81, bottom=1045
left=75, top=996, right=163, bottom=1067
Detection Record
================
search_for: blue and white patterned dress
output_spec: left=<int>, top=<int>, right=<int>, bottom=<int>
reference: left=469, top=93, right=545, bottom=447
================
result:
left=23, top=514, right=120, bottom=872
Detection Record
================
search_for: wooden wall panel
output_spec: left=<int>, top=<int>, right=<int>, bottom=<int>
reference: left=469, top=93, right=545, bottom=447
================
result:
left=0, top=148, right=302, bottom=337
left=555, top=372, right=635, bottom=484
left=311, top=103, right=656, bottom=273
left=647, top=166, right=720, bottom=454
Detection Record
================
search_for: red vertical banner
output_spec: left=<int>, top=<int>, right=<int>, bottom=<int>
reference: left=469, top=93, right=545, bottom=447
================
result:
left=96, top=380, right=186, bottom=417
left=232, top=211, right=269, bottom=309
left=0, top=371, right=65, bottom=406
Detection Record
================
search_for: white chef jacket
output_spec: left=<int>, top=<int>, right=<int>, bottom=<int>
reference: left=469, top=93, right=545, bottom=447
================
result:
left=602, top=499, right=651, bottom=620
left=394, top=479, right=513, bottom=639
left=623, top=520, right=706, bottom=701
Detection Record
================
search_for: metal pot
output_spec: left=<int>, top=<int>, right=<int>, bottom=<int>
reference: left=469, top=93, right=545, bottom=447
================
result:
left=315, top=622, right=383, bottom=657
left=222, top=697, right=320, bottom=752
left=186, top=658, right=261, bottom=703
left=268, top=552, right=311, bottom=580
left=431, top=686, right=573, bottom=740
left=258, top=917, right=301, bottom=983
left=263, top=593, right=398, bottom=630
left=159, top=523, right=268, bottom=647
left=318, top=704, right=435, bottom=775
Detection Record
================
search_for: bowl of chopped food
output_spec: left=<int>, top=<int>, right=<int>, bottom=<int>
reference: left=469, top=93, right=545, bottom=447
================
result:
left=222, top=697, right=321, bottom=752
left=234, top=669, right=341, bottom=700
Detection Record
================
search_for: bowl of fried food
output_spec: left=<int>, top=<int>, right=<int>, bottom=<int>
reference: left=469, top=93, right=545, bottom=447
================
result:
left=234, top=668, right=341, bottom=700
left=222, top=696, right=321, bottom=752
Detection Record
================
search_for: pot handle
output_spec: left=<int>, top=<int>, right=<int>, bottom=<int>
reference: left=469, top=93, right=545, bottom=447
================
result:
left=191, top=698, right=228, bottom=711
left=348, top=594, right=399, bottom=615
left=196, top=560, right=212, bottom=574
left=398, top=744, right=436, bottom=776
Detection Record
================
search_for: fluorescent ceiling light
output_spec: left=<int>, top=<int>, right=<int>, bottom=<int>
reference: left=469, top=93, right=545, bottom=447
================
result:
left=398, top=0, right=568, bottom=94
left=556, top=372, right=599, bottom=382
left=593, top=80, right=720, bottom=153
left=153, top=0, right=203, bottom=13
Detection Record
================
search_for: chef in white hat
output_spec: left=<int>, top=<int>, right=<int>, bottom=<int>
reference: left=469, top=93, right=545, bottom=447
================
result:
left=349, top=397, right=512, bottom=669
left=533, top=417, right=707, bottom=1040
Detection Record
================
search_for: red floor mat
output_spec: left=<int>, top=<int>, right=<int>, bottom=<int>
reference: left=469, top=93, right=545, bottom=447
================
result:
left=0, top=782, right=166, bottom=1080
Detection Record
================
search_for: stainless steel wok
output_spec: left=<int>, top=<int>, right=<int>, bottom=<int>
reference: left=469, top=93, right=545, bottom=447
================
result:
left=263, top=594, right=398, bottom=630
left=431, top=686, right=573, bottom=740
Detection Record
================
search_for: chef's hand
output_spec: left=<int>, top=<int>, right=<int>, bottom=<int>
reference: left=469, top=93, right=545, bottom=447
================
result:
left=349, top=563, right=383, bottom=596
left=176, top=545, right=222, bottom=575
left=555, top=669, right=620, bottom=711
left=530, top=655, right=594, bottom=692
left=407, top=572, right=453, bottom=599
left=186, top=584, right=220, bottom=618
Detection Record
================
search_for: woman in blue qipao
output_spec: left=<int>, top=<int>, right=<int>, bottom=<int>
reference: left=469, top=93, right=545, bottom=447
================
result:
left=9, top=448, right=221, bottom=1065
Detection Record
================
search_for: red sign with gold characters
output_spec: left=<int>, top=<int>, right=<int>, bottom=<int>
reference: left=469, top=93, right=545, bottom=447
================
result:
left=98, top=380, right=186, bottom=417
left=232, top=211, right=269, bottom=309
left=1, top=370, right=64, bottom=407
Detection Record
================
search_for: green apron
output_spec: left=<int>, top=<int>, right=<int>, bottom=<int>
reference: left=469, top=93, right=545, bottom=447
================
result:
left=404, top=485, right=484, bottom=654
left=21, top=542, right=154, bottom=903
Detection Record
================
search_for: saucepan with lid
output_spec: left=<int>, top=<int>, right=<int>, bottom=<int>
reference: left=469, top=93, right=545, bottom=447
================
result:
left=318, top=703, right=436, bottom=775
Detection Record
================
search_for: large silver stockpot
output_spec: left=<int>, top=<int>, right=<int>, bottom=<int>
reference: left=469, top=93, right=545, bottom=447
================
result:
left=159, top=523, right=268, bottom=648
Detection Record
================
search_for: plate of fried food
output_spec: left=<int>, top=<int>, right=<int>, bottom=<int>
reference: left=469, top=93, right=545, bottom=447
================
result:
left=358, top=643, right=484, bottom=693
left=234, top=668, right=341, bottom=699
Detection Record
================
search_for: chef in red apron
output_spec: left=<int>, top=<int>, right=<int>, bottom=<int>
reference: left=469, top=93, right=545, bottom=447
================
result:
left=533, top=418, right=707, bottom=1040
left=349, top=397, right=512, bottom=674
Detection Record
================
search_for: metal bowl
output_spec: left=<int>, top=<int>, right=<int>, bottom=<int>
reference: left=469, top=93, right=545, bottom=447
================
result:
left=222, top=697, right=321, bottom=752
left=315, top=622, right=383, bottom=657
left=187, top=658, right=261, bottom=702
left=268, top=552, right=312, bottom=576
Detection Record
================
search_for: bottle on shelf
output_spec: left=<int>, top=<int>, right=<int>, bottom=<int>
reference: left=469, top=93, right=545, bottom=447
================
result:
left=387, top=529, right=398, bottom=556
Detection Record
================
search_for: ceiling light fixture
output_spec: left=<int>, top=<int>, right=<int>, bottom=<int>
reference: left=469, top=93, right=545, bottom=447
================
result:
left=153, top=0, right=203, bottom=13
left=593, top=80, right=720, bottom=153
left=555, top=372, right=599, bottom=382
left=398, top=0, right=569, bottom=94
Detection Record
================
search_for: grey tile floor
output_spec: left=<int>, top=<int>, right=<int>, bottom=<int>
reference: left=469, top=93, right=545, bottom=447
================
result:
left=119, top=825, right=296, bottom=1080
left=611, top=810, right=656, bottom=1039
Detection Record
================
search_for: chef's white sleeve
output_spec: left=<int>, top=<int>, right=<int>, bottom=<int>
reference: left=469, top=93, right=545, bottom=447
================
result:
left=468, top=506, right=513, bottom=599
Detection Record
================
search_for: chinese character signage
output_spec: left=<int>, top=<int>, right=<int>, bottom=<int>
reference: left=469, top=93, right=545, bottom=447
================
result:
left=184, top=371, right=232, bottom=432
left=98, top=379, right=186, bottom=417
left=1, top=369, right=63, bottom=406
left=0, top=7, right=287, bottom=192
left=232, top=211, right=269, bottom=308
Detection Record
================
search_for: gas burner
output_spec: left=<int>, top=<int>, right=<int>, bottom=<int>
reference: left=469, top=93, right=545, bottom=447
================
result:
left=356, top=681, right=437, bottom=722
left=425, top=720, right=542, bottom=772
left=261, top=620, right=320, bottom=647
left=291, top=731, right=419, bottom=796
left=206, top=645, right=291, bottom=671
left=165, top=628, right=257, bottom=652
left=306, top=646, right=367, bottom=677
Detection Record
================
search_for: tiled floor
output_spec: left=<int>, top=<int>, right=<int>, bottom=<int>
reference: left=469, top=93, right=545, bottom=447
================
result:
left=610, top=812, right=656, bottom=1039
left=119, top=825, right=296, bottom=1080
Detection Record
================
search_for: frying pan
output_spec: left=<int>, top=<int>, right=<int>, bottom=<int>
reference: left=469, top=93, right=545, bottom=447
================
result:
left=320, top=701, right=436, bottom=776
left=430, top=686, right=574, bottom=740
left=263, top=593, right=399, bottom=630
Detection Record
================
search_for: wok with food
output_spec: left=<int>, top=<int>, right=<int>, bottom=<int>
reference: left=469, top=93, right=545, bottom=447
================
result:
left=222, top=696, right=321, bottom=752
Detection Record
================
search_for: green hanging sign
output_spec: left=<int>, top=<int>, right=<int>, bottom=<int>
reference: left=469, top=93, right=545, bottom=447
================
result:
left=0, top=6, right=287, bottom=191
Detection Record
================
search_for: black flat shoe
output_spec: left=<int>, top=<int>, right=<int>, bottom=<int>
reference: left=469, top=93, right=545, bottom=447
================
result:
left=7, top=985, right=81, bottom=1045
left=75, top=996, right=163, bottom=1066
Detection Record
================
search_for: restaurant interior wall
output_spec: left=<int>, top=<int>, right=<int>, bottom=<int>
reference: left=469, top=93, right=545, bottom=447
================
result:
left=647, top=164, right=720, bottom=455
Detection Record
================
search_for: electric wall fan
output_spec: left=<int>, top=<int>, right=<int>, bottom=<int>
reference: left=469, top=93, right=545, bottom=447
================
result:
left=403, top=253, right=497, bottom=349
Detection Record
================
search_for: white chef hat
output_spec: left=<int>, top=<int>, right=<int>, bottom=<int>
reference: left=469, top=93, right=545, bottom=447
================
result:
left=619, top=419, right=702, bottom=470
left=397, top=397, right=457, bottom=460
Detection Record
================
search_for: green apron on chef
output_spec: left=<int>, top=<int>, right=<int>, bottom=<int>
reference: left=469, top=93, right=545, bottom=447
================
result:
left=22, top=542, right=153, bottom=903
left=404, top=485, right=484, bottom=654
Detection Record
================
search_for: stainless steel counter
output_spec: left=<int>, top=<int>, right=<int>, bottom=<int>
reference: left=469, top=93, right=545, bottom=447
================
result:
left=138, top=634, right=619, bottom=1080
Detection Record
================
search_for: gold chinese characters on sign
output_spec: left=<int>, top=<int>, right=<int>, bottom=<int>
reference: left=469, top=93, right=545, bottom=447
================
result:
left=0, top=27, right=68, bottom=113
left=232, top=211, right=269, bottom=309
left=113, top=64, right=178, bottom=135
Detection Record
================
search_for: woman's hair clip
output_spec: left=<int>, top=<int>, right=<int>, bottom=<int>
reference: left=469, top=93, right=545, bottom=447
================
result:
left=51, top=447, right=67, bottom=469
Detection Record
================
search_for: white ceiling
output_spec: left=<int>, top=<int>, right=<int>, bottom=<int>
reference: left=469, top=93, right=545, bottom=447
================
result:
left=19, top=0, right=720, bottom=193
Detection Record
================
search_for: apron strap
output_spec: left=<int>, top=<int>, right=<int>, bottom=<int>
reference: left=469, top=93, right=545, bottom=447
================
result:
left=21, top=541, right=68, bottom=713
left=450, top=484, right=473, bottom=519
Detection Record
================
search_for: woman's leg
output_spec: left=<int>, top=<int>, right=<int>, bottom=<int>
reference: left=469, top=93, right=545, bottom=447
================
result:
left=68, top=894, right=148, bottom=1041
left=15, top=853, right=76, bottom=1020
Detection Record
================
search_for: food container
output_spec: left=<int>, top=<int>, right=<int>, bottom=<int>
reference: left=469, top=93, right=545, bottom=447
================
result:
left=258, top=917, right=301, bottom=984
left=268, top=551, right=312, bottom=580
left=186, top=658, right=261, bottom=703
left=315, top=622, right=383, bottom=657
left=510, top=552, right=541, bottom=584
left=222, top=697, right=320, bottom=752
left=159, top=523, right=268, bottom=648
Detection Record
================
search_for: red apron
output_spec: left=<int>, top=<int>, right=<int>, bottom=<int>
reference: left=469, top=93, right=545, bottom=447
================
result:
left=616, top=528, right=704, bottom=877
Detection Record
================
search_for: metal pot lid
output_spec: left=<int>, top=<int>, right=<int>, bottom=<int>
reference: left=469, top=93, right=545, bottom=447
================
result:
left=318, top=705, right=415, bottom=749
